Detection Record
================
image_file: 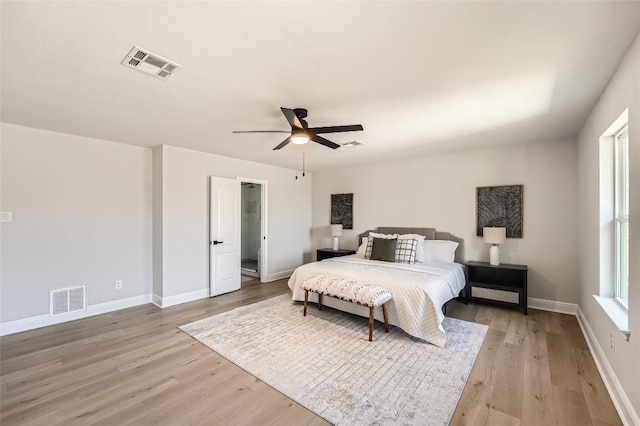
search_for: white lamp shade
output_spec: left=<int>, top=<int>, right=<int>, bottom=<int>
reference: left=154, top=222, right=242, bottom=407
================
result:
left=483, top=227, right=506, bottom=244
left=330, top=224, right=343, bottom=237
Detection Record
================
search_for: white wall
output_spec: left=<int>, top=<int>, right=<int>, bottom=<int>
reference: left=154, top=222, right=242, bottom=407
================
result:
left=0, top=123, right=152, bottom=323
left=312, top=138, right=578, bottom=303
left=158, top=145, right=312, bottom=299
left=577, top=33, right=640, bottom=421
left=0, top=127, right=312, bottom=328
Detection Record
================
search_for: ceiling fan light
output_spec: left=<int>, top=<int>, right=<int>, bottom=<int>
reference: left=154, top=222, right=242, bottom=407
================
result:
left=291, top=134, right=309, bottom=145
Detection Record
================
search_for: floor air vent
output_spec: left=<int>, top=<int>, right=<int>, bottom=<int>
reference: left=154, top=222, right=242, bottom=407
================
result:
left=121, top=46, right=182, bottom=80
left=50, top=285, right=86, bottom=316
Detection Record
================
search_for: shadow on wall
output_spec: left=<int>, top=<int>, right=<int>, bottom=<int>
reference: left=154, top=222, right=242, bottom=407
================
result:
left=310, top=226, right=337, bottom=250
left=497, top=238, right=523, bottom=266
left=527, top=269, right=557, bottom=302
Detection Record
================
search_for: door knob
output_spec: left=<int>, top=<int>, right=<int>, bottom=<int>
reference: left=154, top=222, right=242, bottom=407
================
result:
left=211, top=240, right=224, bottom=245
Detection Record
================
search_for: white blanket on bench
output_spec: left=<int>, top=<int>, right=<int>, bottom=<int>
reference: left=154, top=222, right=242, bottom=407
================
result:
left=301, top=275, right=393, bottom=307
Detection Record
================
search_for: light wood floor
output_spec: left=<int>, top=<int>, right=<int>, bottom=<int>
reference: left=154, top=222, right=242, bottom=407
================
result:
left=1, top=279, right=621, bottom=425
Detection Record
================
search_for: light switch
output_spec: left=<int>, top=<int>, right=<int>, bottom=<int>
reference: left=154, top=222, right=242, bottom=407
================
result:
left=0, top=212, right=12, bottom=223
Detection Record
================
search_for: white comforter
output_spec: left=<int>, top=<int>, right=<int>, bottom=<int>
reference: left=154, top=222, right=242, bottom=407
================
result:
left=288, top=255, right=466, bottom=347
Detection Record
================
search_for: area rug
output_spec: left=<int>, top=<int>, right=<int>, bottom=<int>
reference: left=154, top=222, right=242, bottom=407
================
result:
left=180, top=294, right=488, bottom=425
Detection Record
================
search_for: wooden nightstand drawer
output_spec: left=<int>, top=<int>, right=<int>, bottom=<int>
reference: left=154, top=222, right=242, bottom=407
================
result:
left=471, top=286, right=520, bottom=304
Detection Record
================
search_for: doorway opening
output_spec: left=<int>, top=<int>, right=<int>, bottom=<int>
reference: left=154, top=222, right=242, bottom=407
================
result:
left=240, top=180, right=265, bottom=283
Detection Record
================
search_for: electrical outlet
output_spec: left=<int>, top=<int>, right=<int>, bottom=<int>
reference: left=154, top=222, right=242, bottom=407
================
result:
left=610, top=332, right=615, bottom=352
left=115, top=280, right=123, bottom=290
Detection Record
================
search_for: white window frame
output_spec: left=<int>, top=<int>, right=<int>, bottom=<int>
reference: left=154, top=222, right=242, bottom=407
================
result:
left=614, top=124, right=629, bottom=309
left=595, top=109, right=629, bottom=339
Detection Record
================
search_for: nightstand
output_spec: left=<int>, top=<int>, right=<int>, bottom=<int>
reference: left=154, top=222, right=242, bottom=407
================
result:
left=316, top=248, right=356, bottom=261
left=465, top=261, right=528, bottom=314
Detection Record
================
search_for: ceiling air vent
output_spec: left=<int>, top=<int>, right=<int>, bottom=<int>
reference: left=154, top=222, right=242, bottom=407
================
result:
left=341, top=141, right=362, bottom=148
left=121, top=46, right=182, bottom=81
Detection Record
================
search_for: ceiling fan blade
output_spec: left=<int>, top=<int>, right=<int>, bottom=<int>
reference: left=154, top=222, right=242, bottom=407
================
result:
left=232, top=130, right=290, bottom=133
left=311, top=135, right=340, bottom=149
left=308, top=124, right=364, bottom=134
left=273, top=136, right=292, bottom=150
left=280, top=107, right=303, bottom=129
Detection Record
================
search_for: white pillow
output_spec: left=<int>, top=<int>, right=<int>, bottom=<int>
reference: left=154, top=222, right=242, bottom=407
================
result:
left=357, top=237, right=368, bottom=256
left=423, top=240, right=459, bottom=263
left=398, top=234, right=426, bottom=262
left=369, top=232, right=397, bottom=239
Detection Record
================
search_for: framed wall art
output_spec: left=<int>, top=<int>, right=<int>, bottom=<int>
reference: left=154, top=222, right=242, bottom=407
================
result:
left=476, top=185, right=523, bottom=238
left=331, top=193, right=353, bottom=230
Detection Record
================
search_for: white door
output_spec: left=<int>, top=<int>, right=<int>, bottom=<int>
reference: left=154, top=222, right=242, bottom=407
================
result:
left=210, top=176, right=241, bottom=296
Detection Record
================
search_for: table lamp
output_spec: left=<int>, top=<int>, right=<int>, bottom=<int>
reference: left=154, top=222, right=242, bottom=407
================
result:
left=483, top=227, right=506, bottom=266
left=331, top=224, right=343, bottom=250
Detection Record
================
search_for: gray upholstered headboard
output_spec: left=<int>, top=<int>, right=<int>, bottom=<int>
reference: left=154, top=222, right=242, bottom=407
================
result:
left=357, top=227, right=464, bottom=264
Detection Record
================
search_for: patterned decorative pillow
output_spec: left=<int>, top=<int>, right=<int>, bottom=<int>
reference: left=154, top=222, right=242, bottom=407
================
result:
left=364, top=237, right=375, bottom=258
left=398, top=234, right=426, bottom=262
left=395, top=238, right=418, bottom=264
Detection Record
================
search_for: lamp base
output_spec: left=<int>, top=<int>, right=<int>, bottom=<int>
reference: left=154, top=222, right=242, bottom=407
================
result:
left=489, top=244, right=500, bottom=266
left=333, top=236, right=340, bottom=251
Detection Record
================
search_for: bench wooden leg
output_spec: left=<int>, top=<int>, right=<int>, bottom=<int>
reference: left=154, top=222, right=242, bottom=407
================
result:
left=369, top=307, right=374, bottom=342
left=382, top=304, right=389, bottom=333
left=303, top=290, right=308, bottom=316
left=304, top=289, right=390, bottom=342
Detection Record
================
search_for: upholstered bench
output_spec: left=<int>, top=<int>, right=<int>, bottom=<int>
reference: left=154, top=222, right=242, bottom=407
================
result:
left=301, top=275, right=393, bottom=342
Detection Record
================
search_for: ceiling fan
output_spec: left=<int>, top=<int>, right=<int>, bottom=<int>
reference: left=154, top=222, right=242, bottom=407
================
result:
left=233, top=107, right=364, bottom=150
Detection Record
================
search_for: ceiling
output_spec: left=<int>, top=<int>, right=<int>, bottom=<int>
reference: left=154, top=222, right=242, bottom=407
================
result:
left=2, top=1, right=639, bottom=172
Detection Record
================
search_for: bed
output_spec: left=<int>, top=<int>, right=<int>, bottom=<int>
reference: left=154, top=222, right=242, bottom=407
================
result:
left=288, top=227, right=465, bottom=347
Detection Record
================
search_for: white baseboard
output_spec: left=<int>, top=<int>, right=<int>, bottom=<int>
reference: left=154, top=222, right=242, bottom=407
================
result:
left=263, top=269, right=294, bottom=283
left=155, top=288, right=209, bottom=308
left=152, top=293, right=163, bottom=308
left=576, top=307, right=639, bottom=426
left=528, top=297, right=577, bottom=315
left=0, top=294, right=152, bottom=336
left=0, top=278, right=285, bottom=336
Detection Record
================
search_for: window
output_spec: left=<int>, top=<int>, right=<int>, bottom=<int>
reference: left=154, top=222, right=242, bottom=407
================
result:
left=614, top=125, right=629, bottom=307
left=596, top=110, right=629, bottom=338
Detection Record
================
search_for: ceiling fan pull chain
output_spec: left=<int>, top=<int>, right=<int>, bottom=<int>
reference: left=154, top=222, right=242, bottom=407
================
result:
left=303, top=151, right=306, bottom=177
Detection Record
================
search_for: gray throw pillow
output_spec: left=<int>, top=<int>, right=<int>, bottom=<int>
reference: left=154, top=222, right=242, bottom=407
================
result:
left=370, top=237, right=397, bottom=262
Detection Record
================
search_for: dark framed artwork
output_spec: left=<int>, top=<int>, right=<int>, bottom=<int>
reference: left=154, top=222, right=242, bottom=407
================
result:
left=331, top=193, right=353, bottom=230
left=476, top=185, right=523, bottom=238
